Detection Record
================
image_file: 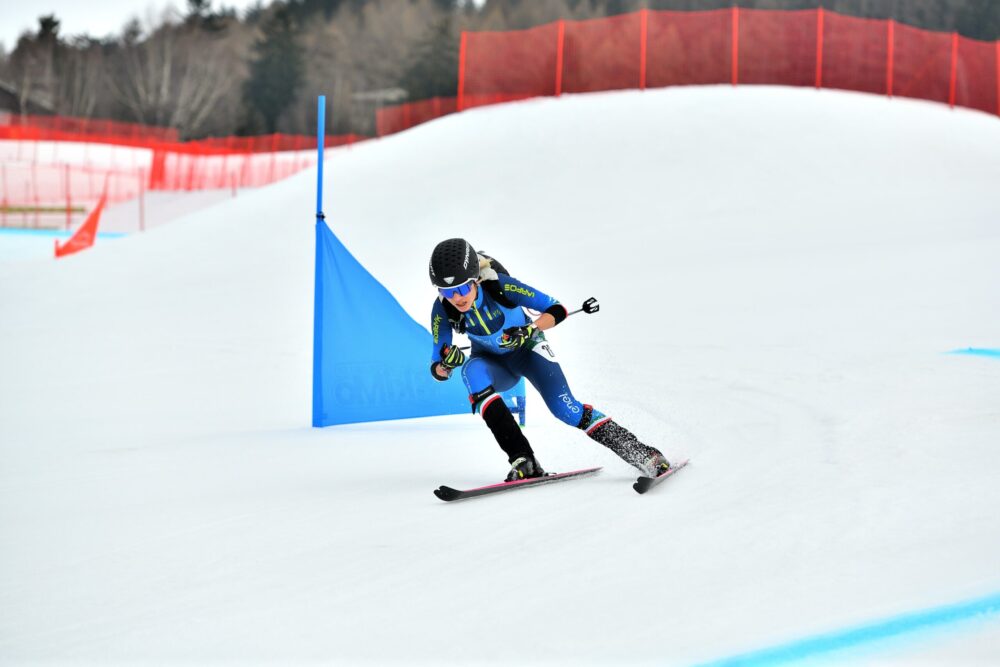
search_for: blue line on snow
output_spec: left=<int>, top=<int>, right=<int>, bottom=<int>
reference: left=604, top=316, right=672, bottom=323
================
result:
left=949, top=348, right=1000, bottom=359
left=696, top=591, right=1000, bottom=666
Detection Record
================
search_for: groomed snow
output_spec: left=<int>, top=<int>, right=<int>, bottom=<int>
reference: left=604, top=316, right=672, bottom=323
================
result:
left=1, top=86, right=999, bottom=665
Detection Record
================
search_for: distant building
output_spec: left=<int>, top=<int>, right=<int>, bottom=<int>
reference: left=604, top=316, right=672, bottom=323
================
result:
left=351, top=88, right=407, bottom=136
left=0, top=79, right=55, bottom=116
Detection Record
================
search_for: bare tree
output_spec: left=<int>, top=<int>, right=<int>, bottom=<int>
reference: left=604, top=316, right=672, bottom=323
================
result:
left=108, top=10, right=251, bottom=138
left=57, top=37, right=105, bottom=117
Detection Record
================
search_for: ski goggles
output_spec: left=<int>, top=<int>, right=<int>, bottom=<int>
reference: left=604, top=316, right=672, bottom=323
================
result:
left=438, top=281, right=475, bottom=299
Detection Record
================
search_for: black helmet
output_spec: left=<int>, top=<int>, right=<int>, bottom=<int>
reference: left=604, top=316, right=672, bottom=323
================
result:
left=429, top=238, right=479, bottom=288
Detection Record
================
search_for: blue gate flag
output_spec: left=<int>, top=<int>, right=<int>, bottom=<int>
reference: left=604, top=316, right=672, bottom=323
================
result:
left=312, top=220, right=473, bottom=426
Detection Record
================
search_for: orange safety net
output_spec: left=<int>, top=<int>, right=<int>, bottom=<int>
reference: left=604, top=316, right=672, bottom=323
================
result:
left=563, top=13, right=643, bottom=93
left=1, top=111, right=371, bottom=230
left=0, top=113, right=179, bottom=145
left=956, top=37, right=999, bottom=114
left=376, top=97, right=458, bottom=136
left=376, top=8, right=997, bottom=139
left=460, top=22, right=561, bottom=108
left=820, top=12, right=889, bottom=95
left=646, top=9, right=731, bottom=88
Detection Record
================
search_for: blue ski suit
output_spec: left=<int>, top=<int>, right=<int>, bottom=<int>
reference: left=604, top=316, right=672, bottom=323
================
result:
left=429, top=274, right=610, bottom=433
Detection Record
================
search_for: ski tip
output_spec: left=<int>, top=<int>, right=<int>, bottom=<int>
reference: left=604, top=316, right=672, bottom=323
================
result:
left=434, top=486, right=462, bottom=502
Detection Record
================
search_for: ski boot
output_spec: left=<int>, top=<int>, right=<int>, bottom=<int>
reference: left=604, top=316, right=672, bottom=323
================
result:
left=641, top=451, right=672, bottom=478
left=505, top=455, right=546, bottom=482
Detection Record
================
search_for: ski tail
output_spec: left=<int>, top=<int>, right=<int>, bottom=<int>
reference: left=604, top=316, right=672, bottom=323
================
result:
left=633, top=459, right=689, bottom=494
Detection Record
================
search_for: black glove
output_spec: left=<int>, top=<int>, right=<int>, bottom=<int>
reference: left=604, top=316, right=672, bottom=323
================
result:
left=499, top=324, right=538, bottom=350
left=439, top=344, right=466, bottom=370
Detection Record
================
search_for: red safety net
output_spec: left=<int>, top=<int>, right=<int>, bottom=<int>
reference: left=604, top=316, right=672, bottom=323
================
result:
left=0, top=113, right=179, bottom=145
left=738, top=9, right=817, bottom=87
left=892, top=22, right=953, bottom=104
left=820, top=12, right=889, bottom=95
left=458, top=8, right=998, bottom=115
left=460, top=22, right=561, bottom=108
left=563, top=13, right=643, bottom=93
left=1, top=110, right=371, bottom=231
left=956, top=37, right=999, bottom=115
left=377, top=8, right=997, bottom=140
left=376, top=97, right=458, bottom=136
left=646, top=10, right=731, bottom=88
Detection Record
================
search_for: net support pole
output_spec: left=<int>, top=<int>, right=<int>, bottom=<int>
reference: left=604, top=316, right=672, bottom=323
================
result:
left=555, top=20, right=565, bottom=96
left=458, top=32, right=467, bottom=112
left=316, top=96, right=325, bottom=220
left=639, top=8, right=648, bottom=90
left=887, top=19, right=895, bottom=98
left=948, top=32, right=959, bottom=109
left=816, top=8, right=825, bottom=89
left=731, top=7, right=740, bottom=86
left=313, top=95, right=327, bottom=428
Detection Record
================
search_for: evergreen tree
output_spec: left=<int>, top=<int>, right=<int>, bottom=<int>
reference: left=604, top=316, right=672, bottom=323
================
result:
left=243, top=5, right=304, bottom=133
left=400, top=16, right=459, bottom=100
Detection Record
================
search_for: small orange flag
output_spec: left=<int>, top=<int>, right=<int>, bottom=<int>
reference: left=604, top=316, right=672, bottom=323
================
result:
left=55, top=193, right=107, bottom=258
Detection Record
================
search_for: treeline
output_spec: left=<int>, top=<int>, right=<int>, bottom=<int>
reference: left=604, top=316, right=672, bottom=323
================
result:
left=1, top=0, right=996, bottom=139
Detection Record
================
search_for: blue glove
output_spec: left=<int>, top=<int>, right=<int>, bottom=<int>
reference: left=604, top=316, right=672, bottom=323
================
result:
left=499, top=324, right=538, bottom=350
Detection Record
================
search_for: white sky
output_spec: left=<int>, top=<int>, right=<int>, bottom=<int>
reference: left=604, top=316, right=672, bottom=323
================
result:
left=0, top=0, right=266, bottom=51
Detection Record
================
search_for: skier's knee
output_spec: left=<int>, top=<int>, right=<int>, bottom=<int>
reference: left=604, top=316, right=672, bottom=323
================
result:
left=469, top=385, right=500, bottom=415
left=544, top=391, right=591, bottom=427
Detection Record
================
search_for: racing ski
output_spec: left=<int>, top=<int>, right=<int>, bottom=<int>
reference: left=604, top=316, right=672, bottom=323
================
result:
left=434, top=467, right=602, bottom=502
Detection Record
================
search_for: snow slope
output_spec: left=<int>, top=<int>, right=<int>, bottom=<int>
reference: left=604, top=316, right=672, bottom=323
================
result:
left=1, top=86, right=999, bottom=665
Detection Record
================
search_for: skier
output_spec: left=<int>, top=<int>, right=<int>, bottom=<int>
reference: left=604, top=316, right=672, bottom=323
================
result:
left=428, top=238, right=672, bottom=482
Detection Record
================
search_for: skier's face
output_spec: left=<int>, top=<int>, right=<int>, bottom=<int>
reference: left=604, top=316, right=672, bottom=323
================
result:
left=445, top=282, right=477, bottom=312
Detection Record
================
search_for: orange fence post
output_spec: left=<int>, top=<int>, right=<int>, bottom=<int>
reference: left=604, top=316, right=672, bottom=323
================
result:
left=639, top=8, right=648, bottom=90
left=949, top=32, right=959, bottom=108
left=555, top=20, right=565, bottom=96
left=731, top=6, right=740, bottom=86
left=1, top=163, right=6, bottom=227
left=32, top=161, right=39, bottom=228
left=887, top=19, right=895, bottom=97
left=65, top=164, right=72, bottom=230
left=816, top=8, right=825, bottom=89
left=457, top=31, right=467, bottom=112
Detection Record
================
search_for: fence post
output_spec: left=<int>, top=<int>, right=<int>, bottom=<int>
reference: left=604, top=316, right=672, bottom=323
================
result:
left=555, top=20, right=565, bottom=96
left=138, top=168, right=146, bottom=232
left=639, top=8, right=648, bottom=90
left=457, top=32, right=467, bottom=112
left=731, top=6, right=740, bottom=86
left=65, top=164, right=71, bottom=230
left=948, top=32, right=959, bottom=109
left=887, top=19, right=895, bottom=97
left=1, top=163, right=6, bottom=228
left=31, top=161, right=39, bottom=228
left=816, top=7, right=825, bottom=89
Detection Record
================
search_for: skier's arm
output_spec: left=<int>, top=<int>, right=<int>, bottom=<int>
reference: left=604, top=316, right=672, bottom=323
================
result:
left=429, top=300, right=456, bottom=381
left=497, top=275, right=568, bottom=327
